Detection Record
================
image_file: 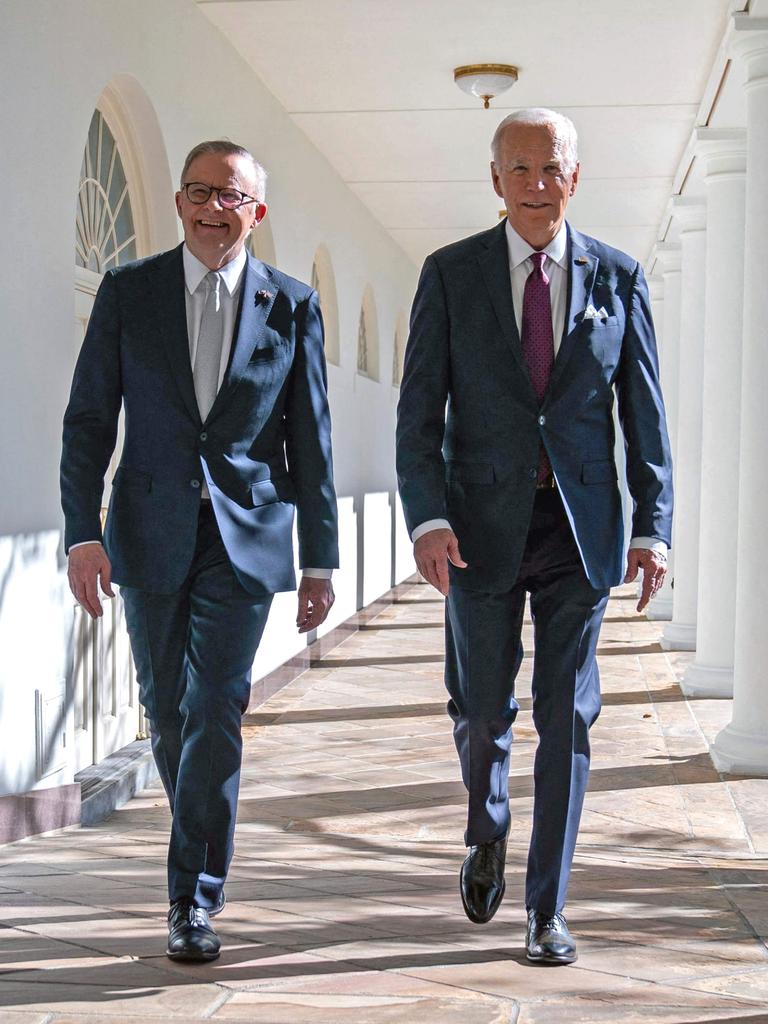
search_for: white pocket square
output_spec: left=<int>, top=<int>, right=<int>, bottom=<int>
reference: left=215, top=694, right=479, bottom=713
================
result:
left=583, top=304, right=609, bottom=320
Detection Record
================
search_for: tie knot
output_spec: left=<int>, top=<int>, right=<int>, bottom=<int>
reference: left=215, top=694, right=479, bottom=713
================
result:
left=530, top=251, right=547, bottom=271
left=205, top=271, right=222, bottom=311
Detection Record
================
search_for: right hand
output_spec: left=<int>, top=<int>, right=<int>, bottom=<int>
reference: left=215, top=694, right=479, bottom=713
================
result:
left=413, top=528, right=468, bottom=596
left=67, top=543, right=115, bottom=619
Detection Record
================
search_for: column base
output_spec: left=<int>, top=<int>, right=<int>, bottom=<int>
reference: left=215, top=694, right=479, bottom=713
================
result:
left=711, top=722, right=768, bottom=776
left=646, top=595, right=673, bottom=621
left=660, top=621, right=697, bottom=651
left=680, top=661, right=733, bottom=698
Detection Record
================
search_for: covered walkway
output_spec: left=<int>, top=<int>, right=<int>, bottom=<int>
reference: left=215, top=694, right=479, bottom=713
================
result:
left=1, top=581, right=768, bottom=1023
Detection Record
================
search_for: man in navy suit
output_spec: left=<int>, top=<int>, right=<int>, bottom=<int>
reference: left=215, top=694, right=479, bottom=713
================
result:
left=396, top=109, right=672, bottom=964
left=62, top=141, right=338, bottom=961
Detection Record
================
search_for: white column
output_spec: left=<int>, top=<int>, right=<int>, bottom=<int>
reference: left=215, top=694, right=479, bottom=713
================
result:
left=661, top=198, right=707, bottom=651
left=712, top=19, right=768, bottom=773
left=681, top=130, right=746, bottom=697
left=646, top=244, right=681, bottom=622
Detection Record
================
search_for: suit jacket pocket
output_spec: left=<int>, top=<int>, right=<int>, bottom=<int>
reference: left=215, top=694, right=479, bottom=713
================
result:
left=581, top=459, right=617, bottom=484
left=446, top=461, right=495, bottom=485
left=249, top=343, right=285, bottom=363
left=113, top=466, right=152, bottom=492
left=251, top=474, right=297, bottom=507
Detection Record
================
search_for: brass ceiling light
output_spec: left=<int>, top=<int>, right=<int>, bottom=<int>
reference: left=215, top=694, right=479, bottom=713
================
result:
left=454, top=64, right=519, bottom=109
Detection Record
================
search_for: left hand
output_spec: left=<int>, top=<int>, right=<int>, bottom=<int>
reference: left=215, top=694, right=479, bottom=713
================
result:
left=297, top=576, right=335, bottom=633
left=624, top=548, right=667, bottom=613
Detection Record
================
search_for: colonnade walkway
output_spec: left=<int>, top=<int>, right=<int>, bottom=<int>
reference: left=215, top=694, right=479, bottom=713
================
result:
left=2, top=581, right=768, bottom=1023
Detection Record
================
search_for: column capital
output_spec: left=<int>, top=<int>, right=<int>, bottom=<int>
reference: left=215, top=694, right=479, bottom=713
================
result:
left=668, top=195, right=706, bottom=234
left=694, top=127, right=747, bottom=180
left=731, top=14, right=768, bottom=83
left=651, top=241, right=681, bottom=275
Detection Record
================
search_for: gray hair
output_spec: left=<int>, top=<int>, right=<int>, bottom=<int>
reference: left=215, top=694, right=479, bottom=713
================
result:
left=180, top=140, right=268, bottom=202
left=491, top=108, right=579, bottom=175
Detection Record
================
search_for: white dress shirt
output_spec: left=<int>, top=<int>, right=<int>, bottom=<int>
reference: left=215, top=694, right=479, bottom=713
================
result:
left=411, top=222, right=666, bottom=556
left=72, top=244, right=332, bottom=578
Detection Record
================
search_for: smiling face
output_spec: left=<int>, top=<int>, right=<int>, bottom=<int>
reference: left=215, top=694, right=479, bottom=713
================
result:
left=175, top=151, right=267, bottom=270
left=491, top=122, right=579, bottom=250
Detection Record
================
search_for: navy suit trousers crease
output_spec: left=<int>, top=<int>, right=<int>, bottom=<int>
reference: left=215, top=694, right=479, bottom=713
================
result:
left=121, top=501, right=272, bottom=903
left=445, top=488, right=609, bottom=916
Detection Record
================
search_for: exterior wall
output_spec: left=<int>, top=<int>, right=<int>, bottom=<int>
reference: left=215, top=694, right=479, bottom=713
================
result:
left=0, top=0, right=418, bottom=797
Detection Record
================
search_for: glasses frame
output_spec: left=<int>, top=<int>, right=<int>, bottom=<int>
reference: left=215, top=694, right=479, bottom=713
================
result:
left=181, top=182, right=261, bottom=210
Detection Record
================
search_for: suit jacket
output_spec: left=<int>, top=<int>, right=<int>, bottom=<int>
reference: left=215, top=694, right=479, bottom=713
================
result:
left=396, top=220, right=673, bottom=593
left=61, top=245, right=339, bottom=595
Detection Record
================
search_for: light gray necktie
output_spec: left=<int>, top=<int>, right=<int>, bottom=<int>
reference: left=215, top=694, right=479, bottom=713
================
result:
left=193, top=271, right=224, bottom=421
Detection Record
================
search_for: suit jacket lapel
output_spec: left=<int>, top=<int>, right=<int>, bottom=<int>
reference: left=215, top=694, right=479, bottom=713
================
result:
left=152, top=245, right=201, bottom=425
left=207, top=253, right=277, bottom=419
left=547, top=226, right=599, bottom=397
left=478, top=221, right=537, bottom=405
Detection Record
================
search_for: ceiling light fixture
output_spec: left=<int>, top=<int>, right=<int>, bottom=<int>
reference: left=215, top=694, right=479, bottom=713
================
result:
left=454, top=63, right=519, bottom=109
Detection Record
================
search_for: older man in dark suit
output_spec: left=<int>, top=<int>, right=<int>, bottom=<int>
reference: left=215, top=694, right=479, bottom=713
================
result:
left=62, top=140, right=338, bottom=961
left=396, top=108, right=672, bottom=963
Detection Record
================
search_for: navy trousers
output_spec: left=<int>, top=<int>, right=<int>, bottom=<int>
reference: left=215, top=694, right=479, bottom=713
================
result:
left=445, top=487, right=609, bottom=915
left=122, top=502, right=272, bottom=904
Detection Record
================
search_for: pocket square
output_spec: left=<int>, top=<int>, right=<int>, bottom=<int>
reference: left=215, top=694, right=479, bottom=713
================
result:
left=583, top=304, right=610, bottom=320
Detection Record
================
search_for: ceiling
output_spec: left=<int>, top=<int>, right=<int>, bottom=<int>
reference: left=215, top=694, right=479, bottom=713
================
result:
left=197, top=0, right=744, bottom=269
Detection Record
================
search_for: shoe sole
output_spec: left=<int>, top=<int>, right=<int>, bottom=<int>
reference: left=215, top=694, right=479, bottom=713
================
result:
left=166, top=948, right=221, bottom=962
left=526, top=950, right=577, bottom=965
left=459, top=864, right=506, bottom=925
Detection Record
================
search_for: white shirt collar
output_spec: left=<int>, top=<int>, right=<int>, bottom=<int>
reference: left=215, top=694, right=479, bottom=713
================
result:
left=182, top=243, right=247, bottom=297
left=504, top=219, right=568, bottom=272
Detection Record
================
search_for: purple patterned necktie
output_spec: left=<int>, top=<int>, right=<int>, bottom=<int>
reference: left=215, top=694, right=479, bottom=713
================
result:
left=521, top=252, right=554, bottom=481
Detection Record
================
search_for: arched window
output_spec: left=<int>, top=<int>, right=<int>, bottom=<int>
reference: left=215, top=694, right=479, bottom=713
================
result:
left=75, top=110, right=137, bottom=273
left=357, top=285, right=380, bottom=381
left=310, top=245, right=340, bottom=366
left=392, top=311, right=408, bottom=387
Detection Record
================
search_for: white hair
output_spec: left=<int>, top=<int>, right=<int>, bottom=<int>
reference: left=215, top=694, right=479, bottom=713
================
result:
left=491, top=108, right=579, bottom=175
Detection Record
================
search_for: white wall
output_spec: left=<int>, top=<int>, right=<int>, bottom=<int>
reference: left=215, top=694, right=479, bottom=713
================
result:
left=0, top=0, right=418, bottom=796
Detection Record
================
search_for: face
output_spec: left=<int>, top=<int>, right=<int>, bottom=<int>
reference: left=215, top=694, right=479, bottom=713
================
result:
left=175, top=151, right=267, bottom=269
left=491, top=123, right=579, bottom=249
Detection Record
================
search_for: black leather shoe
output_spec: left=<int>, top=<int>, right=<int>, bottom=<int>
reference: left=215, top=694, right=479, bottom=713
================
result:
left=167, top=897, right=221, bottom=962
left=459, top=835, right=507, bottom=924
left=208, top=888, right=226, bottom=918
left=526, top=908, right=577, bottom=964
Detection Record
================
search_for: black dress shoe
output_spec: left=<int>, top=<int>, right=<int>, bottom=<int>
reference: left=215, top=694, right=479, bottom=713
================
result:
left=196, top=879, right=226, bottom=918
left=459, top=835, right=507, bottom=924
left=526, top=908, right=577, bottom=964
left=208, top=888, right=226, bottom=918
left=167, top=897, right=221, bottom=962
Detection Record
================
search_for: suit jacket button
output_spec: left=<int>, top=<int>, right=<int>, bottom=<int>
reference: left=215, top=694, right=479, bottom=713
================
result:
left=191, top=479, right=201, bottom=489
left=538, top=415, right=546, bottom=426
left=528, top=468, right=537, bottom=479
left=199, top=432, right=208, bottom=442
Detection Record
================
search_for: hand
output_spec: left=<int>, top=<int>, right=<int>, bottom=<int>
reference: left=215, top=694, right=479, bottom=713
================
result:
left=68, top=543, right=115, bottom=619
left=297, top=576, right=334, bottom=633
left=624, top=547, right=667, bottom=613
left=413, top=528, right=468, bottom=596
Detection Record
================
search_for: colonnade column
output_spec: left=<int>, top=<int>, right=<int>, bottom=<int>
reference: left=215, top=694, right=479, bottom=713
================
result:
left=646, top=243, right=681, bottom=622
left=712, top=19, right=768, bottom=772
left=660, top=198, right=706, bottom=651
left=681, top=129, right=746, bottom=697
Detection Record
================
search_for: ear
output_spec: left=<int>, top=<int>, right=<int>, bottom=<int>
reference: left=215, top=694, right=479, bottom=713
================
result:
left=174, top=191, right=183, bottom=218
left=569, top=162, right=580, bottom=197
left=490, top=162, right=504, bottom=200
left=253, top=202, right=268, bottom=227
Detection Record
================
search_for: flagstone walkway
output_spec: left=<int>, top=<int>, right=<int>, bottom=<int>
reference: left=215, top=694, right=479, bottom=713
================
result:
left=2, top=580, right=768, bottom=1023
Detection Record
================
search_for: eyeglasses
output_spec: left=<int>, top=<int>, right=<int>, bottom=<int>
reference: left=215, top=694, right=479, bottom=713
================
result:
left=182, top=182, right=260, bottom=209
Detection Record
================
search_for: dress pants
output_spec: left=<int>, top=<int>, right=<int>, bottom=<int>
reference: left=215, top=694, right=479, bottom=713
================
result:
left=445, top=487, right=609, bottom=916
left=121, top=501, right=272, bottom=903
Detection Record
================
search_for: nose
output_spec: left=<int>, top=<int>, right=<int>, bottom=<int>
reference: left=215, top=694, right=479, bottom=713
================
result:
left=524, top=172, right=546, bottom=191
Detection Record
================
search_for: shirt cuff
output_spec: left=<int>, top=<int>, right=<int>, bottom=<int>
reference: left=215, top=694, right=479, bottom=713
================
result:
left=68, top=541, right=103, bottom=552
left=411, top=519, right=452, bottom=542
left=302, top=568, right=333, bottom=579
left=629, top=537, right=668, bottom=556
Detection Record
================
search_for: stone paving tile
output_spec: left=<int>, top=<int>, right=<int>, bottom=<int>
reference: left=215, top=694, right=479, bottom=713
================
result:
left=3, top=581, right=768, bottom=1021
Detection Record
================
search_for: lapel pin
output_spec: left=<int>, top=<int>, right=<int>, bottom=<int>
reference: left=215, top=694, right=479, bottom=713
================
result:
left=574, top=256, right=589, bottom=265
left=255, top=289, right=273, bottom=305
